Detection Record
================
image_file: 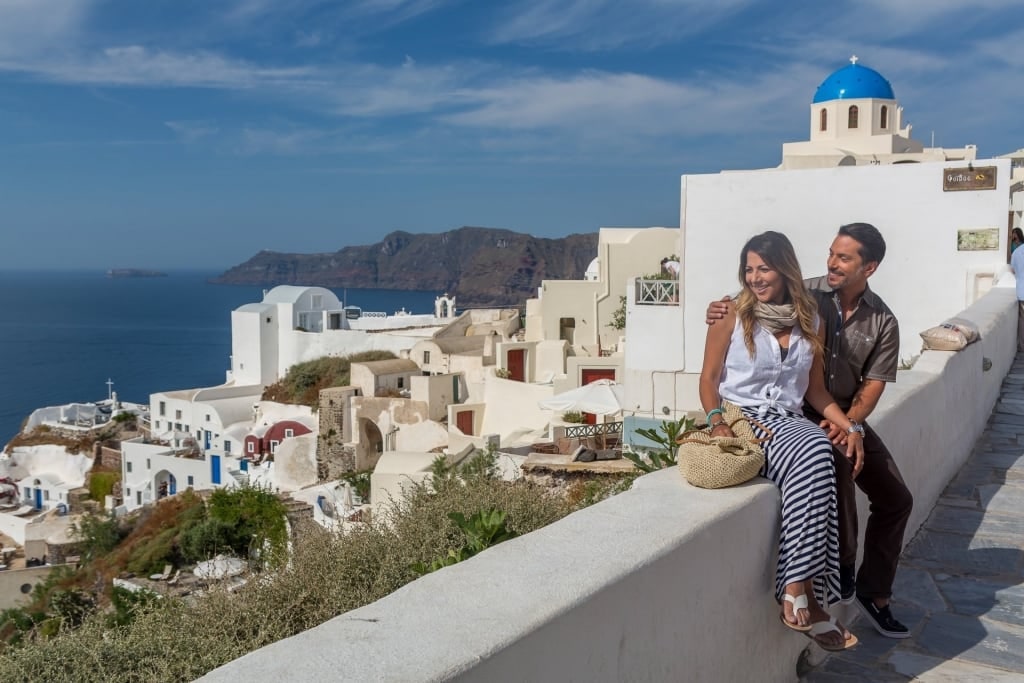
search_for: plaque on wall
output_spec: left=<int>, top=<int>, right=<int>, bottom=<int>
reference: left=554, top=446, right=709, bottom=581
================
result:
left=943, top=166, right=997, bottom=191
left=957, top=228, right=999, bottom=251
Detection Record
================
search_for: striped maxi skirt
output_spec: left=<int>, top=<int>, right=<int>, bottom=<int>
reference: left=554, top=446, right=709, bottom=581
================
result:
left=743, top=406, right=841, bottom=608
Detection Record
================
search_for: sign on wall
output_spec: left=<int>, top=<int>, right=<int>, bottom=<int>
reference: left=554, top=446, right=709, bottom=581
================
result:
left=957, top=228, right=1000, bottom=251
left=943, top=166, right=997, bottom=192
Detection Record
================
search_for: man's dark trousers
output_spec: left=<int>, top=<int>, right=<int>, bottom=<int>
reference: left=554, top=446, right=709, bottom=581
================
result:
left=831, top=422, right=913, bottom=599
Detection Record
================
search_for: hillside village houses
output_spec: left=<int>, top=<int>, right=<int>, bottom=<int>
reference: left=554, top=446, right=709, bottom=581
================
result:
left=116, top=225, right=680, bottom=517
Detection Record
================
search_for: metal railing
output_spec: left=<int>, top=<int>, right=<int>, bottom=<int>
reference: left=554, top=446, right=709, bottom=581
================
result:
left=635, top=279, right=679, bottom=306
left=564, top=421, right=623, bottom=439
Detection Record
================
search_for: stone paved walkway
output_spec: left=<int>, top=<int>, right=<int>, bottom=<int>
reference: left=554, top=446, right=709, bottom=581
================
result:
left=802, top=356, right=1024, bottom=682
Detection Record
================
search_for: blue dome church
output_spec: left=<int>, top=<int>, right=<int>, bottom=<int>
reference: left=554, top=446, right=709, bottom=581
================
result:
left=780, top=56, right=976, bottom=168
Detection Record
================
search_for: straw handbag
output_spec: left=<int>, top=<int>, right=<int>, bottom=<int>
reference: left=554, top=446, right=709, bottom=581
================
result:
left=676, top=401, right=771, bottom=489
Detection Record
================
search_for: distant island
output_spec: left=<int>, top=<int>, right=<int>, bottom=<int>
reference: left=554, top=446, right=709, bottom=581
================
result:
left=212, top=226, right=598, bottom=307
left=106, top=268, right=168, bottom=278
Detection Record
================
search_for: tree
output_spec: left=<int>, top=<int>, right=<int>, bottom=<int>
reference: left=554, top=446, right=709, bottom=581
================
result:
left=71, top=512, right=124, bottom=562
left=608, top=296, right=627, bottom=330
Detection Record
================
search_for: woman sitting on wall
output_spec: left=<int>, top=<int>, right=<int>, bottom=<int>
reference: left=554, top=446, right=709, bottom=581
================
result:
left=698, top=231, right=862, bottom=651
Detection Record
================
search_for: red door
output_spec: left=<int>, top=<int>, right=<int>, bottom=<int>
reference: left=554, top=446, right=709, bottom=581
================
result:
left=580, top=369, right=616, bottom=424
left=507, top=349, right=525, bottom=382
left=456, top=410, right=474, bottom=436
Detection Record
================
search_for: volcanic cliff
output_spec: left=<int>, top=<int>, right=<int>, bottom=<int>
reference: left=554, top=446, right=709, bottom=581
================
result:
left=212, top=226, right=598, bottom=307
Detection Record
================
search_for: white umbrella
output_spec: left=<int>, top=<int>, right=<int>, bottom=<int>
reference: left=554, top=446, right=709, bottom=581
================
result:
left=194, top=554, right=245, bottom=580
left=537, top=379, right=626, bottom=416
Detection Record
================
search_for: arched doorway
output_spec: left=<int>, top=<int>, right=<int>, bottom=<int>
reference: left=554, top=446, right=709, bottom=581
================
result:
left=154, top=470, right=177, bottom=499
left=356, top=418, right=385, bottom=470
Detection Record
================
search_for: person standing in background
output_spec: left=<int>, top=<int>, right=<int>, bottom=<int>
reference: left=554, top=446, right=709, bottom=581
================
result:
left=1010, top=232, right=1024, bottom=351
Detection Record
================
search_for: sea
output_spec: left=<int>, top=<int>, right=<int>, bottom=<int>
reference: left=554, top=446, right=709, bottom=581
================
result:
left=0, top=271, right=441, bottom=446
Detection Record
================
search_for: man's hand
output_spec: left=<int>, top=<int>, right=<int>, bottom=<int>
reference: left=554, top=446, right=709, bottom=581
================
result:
left=819, top=419, right=847, bottom=446
left=846, top=433, right=864, bottom=479
left=705, top=296, right=733, bottom=325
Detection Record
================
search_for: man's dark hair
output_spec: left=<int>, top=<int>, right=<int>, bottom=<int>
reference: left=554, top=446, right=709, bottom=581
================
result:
left=838, top=222, right=886, bottom=264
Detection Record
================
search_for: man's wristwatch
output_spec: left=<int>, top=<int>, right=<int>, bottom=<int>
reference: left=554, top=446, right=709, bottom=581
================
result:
left=846, top=420, right=865, bottom=436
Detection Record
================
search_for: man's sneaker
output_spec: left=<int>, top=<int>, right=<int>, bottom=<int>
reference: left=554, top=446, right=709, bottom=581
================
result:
left=839, top=565, right=856, bottom=605
left=856, top=595, right=910, bottom=638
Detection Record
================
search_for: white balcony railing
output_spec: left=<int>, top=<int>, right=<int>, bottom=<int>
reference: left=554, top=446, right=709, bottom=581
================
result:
left=635, top=279, right=679, bottom=306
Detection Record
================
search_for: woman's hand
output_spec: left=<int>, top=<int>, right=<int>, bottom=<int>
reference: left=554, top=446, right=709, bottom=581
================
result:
left=710, top=423, right=735, bottom=438
left=819, top=419, right=848, bottom=446
left=845, top=431, right=864, bottom=479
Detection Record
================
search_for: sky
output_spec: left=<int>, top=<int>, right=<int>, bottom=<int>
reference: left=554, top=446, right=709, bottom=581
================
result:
left=0, top=0, right=1021, bottom=271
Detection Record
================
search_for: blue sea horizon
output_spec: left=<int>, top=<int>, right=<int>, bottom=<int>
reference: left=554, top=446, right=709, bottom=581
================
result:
left=0, top=270, right=442, bottom=445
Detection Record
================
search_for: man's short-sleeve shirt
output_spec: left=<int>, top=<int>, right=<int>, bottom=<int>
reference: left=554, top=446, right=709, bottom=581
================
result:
left=1011, top=247, right=1024, bottom=300
left=805, top=276, right=900, bottom=409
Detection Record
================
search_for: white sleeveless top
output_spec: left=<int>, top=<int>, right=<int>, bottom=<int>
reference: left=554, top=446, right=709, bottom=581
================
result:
left=718, top=315, right=819, bottom=417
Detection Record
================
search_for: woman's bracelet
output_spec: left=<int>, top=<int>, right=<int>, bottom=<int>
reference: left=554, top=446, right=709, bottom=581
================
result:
left=706, top=408, right=724, bottom=425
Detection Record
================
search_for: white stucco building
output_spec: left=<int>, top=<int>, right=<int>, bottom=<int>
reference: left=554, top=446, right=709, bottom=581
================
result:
left=524, top=227, right=677, bottom=360
left=0, top=446, right=90, bottom=514
left=1001, top=148, right=1024, bottom=232
left=228, top=285, right=454, bottom=388
left=142, top=286, right=460, bottom=489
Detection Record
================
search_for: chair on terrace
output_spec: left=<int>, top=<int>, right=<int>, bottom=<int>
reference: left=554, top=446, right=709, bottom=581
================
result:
left=149, top=564, right=173, bottom=581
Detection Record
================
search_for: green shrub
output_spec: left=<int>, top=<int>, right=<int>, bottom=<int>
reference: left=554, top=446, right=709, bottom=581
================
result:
left=108, top=586, right=161, bottom=628
left=339, top=470, right=372, bottom=502
left=88, top=471, right=120, bottom=503
left=623, top=416, right=694, bottom=472
left=262, top=351, right=397, bottom=407
left=0, top=474, right=577, bottom=680
left=125, top=527, right=178, bottom=575
left=412, top=509, right=517, bottom=575
left=205, top=486, right=288, bottom=566
left=181, top=517, right=236, bottom=563
left=49, top=590, right=95, bottom=629
left=608, top=295, right=626, bottom=330
left=71, top=513, right=125, bottom=563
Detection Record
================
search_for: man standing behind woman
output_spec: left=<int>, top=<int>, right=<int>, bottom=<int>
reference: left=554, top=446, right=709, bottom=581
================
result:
left=699, top=231, right=861, bottom=651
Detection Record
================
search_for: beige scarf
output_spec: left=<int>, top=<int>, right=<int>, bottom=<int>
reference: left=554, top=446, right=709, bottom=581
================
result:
left=754, top=302, right=797, bottom=333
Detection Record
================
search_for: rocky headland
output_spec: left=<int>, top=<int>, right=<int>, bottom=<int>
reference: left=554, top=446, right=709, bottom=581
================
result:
left=211, top=226, right=598, bottom=307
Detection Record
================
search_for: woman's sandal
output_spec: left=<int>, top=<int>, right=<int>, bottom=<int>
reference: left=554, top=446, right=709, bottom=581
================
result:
left=779, top=593, right=812, bottom=632
left=803, top=616, right=859, bottom=651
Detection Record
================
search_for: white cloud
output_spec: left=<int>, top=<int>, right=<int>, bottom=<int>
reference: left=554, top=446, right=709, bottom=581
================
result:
left=442, top=63, right=818, bottom=140
left=231, top=123, right=409, bottom=156
left=1, top=45, right=317, bottom=88
left=486, top=0, right=755, bottom=49
left=221, top=0, right=451, bottom=34
left=237, top=126, right=326, bottom=155
left=164, top=120, right=220, bottom=143
left=0, top=0, right=1017, bottom=166
left=857, top=0, right=1018, bottom=23
left=294, top=30, right=324, bottom=47
left=327, top=59, right=477, bottom=116
left=0, top=0, right=93, bottom=57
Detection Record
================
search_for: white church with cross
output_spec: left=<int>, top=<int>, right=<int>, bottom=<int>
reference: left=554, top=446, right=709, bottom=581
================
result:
left=779, top=56, right=977, bottom=169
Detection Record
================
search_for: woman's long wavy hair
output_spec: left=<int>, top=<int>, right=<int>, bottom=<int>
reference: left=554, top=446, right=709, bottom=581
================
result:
left=734, top=231, right=821, bottom=357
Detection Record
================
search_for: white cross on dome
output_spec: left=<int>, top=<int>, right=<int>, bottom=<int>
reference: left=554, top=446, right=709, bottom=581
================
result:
left=850, top=55, right=859, bottom=65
